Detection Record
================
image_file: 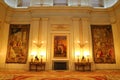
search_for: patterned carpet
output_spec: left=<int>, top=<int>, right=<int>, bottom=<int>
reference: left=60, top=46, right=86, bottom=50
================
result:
left=0, top=70, right=120, bottom=80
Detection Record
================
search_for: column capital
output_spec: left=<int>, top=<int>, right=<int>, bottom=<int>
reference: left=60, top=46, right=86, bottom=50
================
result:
left=72, top=18, right=80, bottom=21
left=31, top=18, right=40, bottom=21
left=81, top=18, right=89, bottom=21
left=110, top=16, right=117, bottom=24
left=109, top=11, right=117, bottom=24
left=41, top=18, right=49, bottom=21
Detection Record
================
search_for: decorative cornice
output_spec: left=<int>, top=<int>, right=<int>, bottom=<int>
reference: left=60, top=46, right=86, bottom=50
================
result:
left=2, top=1, right=120, bottom=23
left=3, top=5, right=113, bottom=18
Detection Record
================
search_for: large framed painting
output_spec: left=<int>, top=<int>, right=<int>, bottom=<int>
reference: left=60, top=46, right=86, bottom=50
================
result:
left=52, top=34, right=69, bottom=58
left=91, top=25, right=116, bottom=64
left=6, top=24, right=30, bottom=63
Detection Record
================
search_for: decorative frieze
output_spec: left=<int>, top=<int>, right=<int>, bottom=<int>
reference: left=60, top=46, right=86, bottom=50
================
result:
left=51, top=24, right=70, bottom=31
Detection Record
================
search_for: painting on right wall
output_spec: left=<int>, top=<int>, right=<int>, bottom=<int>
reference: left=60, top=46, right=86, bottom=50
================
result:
left=91, top=25, right=116, bottom=64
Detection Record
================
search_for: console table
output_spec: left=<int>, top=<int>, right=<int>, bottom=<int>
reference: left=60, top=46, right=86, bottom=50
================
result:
left=29, top=62, right=45, bottom=71
left=75, top=62, right=91, bottom=71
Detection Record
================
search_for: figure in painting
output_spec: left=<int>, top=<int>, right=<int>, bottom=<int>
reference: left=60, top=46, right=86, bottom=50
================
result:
left=7, top=34, right=26, bottom=63
left=57, top=47, right=62, bottom=54
left=96, top=49, right=103, bottom=59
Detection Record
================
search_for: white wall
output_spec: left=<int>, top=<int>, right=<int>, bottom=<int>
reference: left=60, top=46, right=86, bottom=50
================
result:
left=114, top=1, right=120, bottom=69
left=0, top=1, right=7, bottom=70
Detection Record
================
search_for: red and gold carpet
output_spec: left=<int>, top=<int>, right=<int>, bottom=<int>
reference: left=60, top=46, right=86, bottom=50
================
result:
left=0, top=70, right=120, bottom=80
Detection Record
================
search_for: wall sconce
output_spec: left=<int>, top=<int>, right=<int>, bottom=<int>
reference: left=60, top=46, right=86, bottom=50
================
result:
left=33, top=41, right=44, bottom=48
left=40, top=51, right=45, bottom=63
left=77, top=41, right=88, bottom=48
left=75, top=52, right=80, bottom=63
left=31, top=51, right=37, bottom=62
left=32, top=41, right=45, bottom=62
left=84, top=51, right=90, bottom=62
left=76, top=40, right=89, bottom=63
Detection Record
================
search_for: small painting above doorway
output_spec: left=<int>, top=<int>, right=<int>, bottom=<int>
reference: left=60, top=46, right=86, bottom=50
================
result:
left=54, top=35, right=67, bottom=58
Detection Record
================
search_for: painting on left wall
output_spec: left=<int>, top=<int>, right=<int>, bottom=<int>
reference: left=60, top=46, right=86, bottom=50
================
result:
left=6, top=24, right=30, bottom=63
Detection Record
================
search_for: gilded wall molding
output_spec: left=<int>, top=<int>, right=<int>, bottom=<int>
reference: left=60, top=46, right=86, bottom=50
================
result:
left=51, top=24, right=70, bottom=31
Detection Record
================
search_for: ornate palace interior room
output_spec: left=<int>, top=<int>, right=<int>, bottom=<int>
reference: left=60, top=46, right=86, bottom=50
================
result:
left=0, top=0, right=120, bottom=80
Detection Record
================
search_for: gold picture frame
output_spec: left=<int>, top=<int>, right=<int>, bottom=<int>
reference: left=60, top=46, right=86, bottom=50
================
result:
left=52, top=34, right=69, bottom=59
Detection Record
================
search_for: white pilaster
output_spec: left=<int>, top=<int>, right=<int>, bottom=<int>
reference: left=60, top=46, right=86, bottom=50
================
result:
left=81, top=18, right=89, bottom=43
left=0, top=22, right=9, bottom=70
left=72, top=18, right=80, bottom=70
left=72, top=18, right=80, bottom=42
left=81, top=18, right=91, bottom=58
left=41, top=18, right=48, bottom=42
left=31, top=18, right=40, bottom=43
left=0, top=20, right=1, bottom=52
left=30, top=18, right=40, bottom=58
left=110, top=13, right=120, bottom=69
left=41, top=18, right=49, bottom=69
